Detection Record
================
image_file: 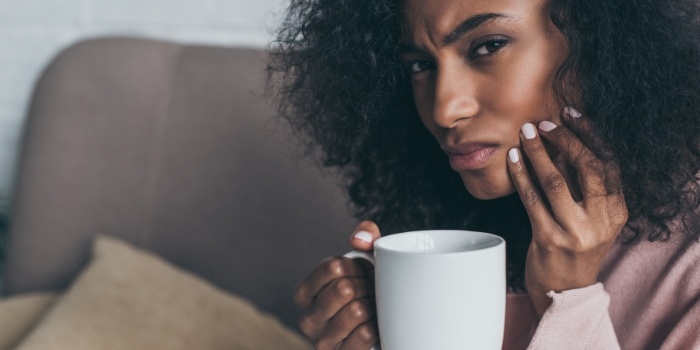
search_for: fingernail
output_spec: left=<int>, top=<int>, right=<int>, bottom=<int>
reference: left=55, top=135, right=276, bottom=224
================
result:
left=508, top=148, right=520, bottom=163
left=521, top=123, right=537, bottom=140
left=353, top=231, right=373, bottom=243
left=538, top=120, right=557, bottom=132
left=564, top=106, right=581, bottom=118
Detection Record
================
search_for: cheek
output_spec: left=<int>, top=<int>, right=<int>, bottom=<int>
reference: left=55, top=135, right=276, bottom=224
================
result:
left=487, top=60, right=559, bottom=129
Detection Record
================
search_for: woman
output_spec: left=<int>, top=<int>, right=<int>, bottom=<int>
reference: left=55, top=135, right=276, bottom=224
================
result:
left=268, top=0, right=700, bottom=348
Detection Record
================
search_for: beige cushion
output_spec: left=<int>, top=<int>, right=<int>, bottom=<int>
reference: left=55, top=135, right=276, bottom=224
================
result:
left=13, top=236, right=312, bottom=350
left=0, top=293, right=57, bottom=350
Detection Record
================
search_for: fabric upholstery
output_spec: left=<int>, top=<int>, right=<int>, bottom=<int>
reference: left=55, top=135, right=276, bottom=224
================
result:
left=13, top=236, right=312, bottom=350
left=4, top=37, right=355, bottom=328
left=0, top=293, right=57, bottom=350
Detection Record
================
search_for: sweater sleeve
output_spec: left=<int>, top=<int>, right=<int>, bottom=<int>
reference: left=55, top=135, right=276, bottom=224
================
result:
left=526, top=283, right=620, bottom=350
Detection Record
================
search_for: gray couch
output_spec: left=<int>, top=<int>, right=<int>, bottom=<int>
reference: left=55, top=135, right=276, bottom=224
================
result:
left=2, top=37, right=354, bottom=329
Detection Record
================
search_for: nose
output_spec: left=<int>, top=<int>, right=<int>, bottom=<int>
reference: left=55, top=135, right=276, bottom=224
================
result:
left=431, top=68, right=480, bottom=128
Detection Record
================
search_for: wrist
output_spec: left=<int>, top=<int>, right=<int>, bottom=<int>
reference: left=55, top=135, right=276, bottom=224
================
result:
left=526, top=285, right=553, bottom=318
left=526, top=278, right=601, bottom=318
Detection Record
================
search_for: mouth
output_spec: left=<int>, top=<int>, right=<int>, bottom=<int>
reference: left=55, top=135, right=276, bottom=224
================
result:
left=443, top=143, right=500, bottom=171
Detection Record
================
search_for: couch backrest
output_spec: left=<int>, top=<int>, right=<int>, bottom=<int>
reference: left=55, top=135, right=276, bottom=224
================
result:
left=3, top=37, right=354, bottom=328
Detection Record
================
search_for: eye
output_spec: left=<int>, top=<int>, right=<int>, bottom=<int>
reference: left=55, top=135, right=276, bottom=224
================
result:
left=470, top=36, right=510, bottom=59
left=407, top=60, right=435, bottom=74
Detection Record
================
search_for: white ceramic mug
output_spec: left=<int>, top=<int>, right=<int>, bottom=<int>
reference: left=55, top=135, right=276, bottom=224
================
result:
left=344, top=230, right=506, bottom=350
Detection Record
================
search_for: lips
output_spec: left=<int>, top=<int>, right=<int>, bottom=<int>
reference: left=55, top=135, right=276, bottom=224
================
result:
left=443, top=143, right=500, bottom=171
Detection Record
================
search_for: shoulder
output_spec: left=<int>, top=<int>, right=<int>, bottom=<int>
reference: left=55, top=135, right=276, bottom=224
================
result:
left=601, top=218, right=700, bottom=295
left=600, top=212, right=700, bottom=347
left=613, top=223, right=699, bottom=267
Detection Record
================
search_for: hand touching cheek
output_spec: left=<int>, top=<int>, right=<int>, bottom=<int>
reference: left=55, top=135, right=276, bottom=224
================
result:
left=507, top=111, right=628, bottom=317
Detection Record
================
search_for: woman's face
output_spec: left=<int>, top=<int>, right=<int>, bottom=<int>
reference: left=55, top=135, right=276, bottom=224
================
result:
left=400, top=0, right=567, bottom=199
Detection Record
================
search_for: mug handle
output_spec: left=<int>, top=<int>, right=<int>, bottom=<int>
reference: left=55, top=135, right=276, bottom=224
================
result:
left=343, top=250, right=375, bottom=264
left=343, top=251, right=381, bottom=350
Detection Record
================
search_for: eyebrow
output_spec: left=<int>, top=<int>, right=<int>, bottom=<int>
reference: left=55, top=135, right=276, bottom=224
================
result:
left=399, top=12, right=510, bottom=53
left=443, top=13, right=510, bottom=45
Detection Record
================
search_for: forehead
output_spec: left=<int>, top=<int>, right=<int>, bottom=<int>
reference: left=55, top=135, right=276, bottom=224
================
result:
left=400, top=0, right=548, bottom=39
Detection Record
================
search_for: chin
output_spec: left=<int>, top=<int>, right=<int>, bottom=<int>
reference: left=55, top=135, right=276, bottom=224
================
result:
left=461, top=175, right=517, bottom=200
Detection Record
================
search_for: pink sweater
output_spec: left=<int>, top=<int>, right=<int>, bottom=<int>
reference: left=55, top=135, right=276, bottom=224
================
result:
left=502, top=228, right=700, bottom=349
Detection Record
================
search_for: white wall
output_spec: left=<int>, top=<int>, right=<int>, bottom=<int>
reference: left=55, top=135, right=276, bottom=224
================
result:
left=0, top=0, right=288, bottom=208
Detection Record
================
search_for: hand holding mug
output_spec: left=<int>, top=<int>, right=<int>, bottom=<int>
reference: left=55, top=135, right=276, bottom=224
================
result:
left=293, top=221, right=381, bottom=350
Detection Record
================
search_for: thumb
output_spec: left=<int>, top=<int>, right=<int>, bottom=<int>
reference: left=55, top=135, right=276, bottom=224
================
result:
left=349, top=220, right=381, bottom=251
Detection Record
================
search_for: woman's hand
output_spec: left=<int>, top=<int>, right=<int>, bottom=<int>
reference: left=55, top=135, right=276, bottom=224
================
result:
left=507, top=113, right=628, bottom=317
left=294, top=221, right=381, bottom=350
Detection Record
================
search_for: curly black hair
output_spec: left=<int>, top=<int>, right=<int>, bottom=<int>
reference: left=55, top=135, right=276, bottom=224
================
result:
left=268, top=0, right=700, bottom=289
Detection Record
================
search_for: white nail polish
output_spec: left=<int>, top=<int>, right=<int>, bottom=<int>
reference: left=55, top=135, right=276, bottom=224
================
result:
left=521, top=123, right=537, bottom=139
left=354, top=231, right=373, bottom=243
left=508, top=148, right=520, bottom=163
left=539, top=121, right=557, bottom=132
left=564, top=106, right=582, bottom=118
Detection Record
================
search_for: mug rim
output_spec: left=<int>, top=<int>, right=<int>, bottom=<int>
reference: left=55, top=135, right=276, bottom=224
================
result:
left=373, top=229, right=505, bottom=255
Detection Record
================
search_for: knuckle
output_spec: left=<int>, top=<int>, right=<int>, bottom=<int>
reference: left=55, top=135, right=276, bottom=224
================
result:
left=334, top=278, right=356, bottom=300
left=523, top=187, right=540, bottom=206
left=534, top=238, right=557, bottom=253
left=543, top=174, right=567, bottom=194
left=567, top=236, right=589, bottom=253
left=326, top=258, right=346, bottom=278
left=601, top=202, right=629, bottom=232
left=583, top=156, right=604, bottom=174
left=356, top=323, right=378, bottom=344
left=533, top=232, right=556, bottom=251
left=298, top=315, right=315, bottom=337
left=566, top=231, right=605, bottom=254
left=293, top=283, right=307, bottom=306
left=312, top=338, right=331, bottom=350
left=349, top=300, right=369, bottom=321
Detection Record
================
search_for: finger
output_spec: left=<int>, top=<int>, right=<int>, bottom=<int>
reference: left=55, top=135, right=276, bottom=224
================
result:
left=520, top=123, right=577, bottom=212
left=300, top=277, right=374, bottom=339
left=339, top=320, right=379, bottom=350
left=294, top=257, right=369, bottom=310
left=311, top=277, right=374, bottom=323
left=546, top=116, right=583, bottom=202
left=350, top=221, right=381, bottom=251
left=316, top=298, right=376, bottom=349
left=562, top=107, right=623, bottom=193
left=506, top=147, right=555, bottom=229
left=549, top=150, right=583, bottom=202
left=537, top=120, right=611, bottom=201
